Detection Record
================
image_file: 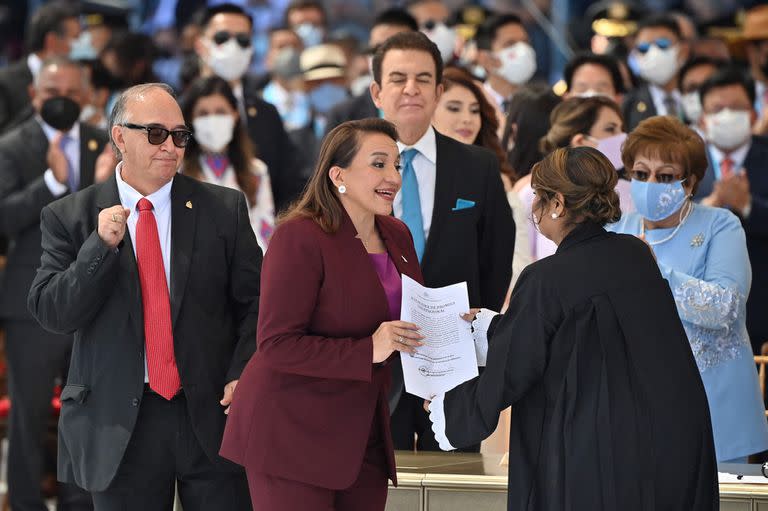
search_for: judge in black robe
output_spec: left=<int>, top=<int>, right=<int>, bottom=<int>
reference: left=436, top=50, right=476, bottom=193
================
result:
left=428, top=147, right=718, bottom=511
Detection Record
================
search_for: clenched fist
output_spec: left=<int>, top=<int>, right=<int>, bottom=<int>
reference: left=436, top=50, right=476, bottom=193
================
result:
left=98, top=205, right=131, bottom=249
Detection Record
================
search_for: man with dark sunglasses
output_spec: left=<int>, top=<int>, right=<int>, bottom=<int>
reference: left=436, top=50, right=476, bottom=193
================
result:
left=28, top=82, right=262, bottom=510
left=623, top=14, right=689, bottom=131
left=192, top=3, right=305, bottom=214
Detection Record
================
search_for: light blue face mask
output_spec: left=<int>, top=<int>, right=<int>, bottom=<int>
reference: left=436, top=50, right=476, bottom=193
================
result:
left=308, top=83, right=349, bottom=114
left=69, top=30, right=97, bottom=60
left=295, top=23, right=324, bottom=48
left=630, top=179, right=688, bottom=222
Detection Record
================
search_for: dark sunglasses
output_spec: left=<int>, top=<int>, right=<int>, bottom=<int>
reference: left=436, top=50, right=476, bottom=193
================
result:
left=212, top=30, right=251, bottom=48
left=121, top=123, right=192, bottom=148
left=636, top=38, right=673, bottom=54
left=630, top=169, right=686, bottom=184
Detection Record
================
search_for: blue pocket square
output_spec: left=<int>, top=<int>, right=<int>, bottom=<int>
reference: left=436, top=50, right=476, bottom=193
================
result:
left=452, top=199, right=476, bottom=211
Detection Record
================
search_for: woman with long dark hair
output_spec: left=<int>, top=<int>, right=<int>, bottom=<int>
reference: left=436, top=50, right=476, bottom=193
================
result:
left=221, top=119, right=424, bottom=510
left=180, top=76, right=275, bottom=248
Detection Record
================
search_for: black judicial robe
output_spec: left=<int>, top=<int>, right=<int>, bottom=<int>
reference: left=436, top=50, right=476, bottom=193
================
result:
left=442, top=222, right=718, bottom=510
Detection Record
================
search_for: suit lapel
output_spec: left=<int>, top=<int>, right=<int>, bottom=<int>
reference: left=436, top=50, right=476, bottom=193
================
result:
left=95, top=176, right=143, bottom=339
left=377, top=216, right=409, bottom=278
left=19, top=119, right=48, bottom=181
left=78, top=124, right=101, bottom=188
left=422, top=131, right=456, bottom=269
left=169, top=175, right=197, bottom=328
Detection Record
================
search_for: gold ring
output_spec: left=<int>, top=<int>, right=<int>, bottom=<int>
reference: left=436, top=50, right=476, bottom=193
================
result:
left=112, top=213, right=120, bottom=222
left=398, top=336, right=404, bottom=344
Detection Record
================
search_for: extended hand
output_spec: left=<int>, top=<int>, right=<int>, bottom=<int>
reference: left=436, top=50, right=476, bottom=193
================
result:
left=460, top=308, right=481, bottom=323
left=372, top=320, right=424, bottom=363
left=220, top=380, right=238, bottom=415
left=97, top=205, right=130, bottom=249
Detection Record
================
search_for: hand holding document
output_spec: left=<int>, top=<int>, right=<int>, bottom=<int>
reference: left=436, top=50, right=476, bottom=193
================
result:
left=400, top=275, right=478, bottom=400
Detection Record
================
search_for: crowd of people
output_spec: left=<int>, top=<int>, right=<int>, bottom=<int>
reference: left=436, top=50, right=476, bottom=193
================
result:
left=0, top=0, right=767, bottom=509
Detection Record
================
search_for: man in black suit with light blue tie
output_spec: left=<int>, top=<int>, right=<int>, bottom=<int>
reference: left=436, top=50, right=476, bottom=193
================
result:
left=370, top=31, right=515, bottom=451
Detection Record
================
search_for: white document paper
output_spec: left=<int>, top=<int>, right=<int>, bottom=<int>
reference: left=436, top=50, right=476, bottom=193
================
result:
left=399, top=275, right=478, bottom=400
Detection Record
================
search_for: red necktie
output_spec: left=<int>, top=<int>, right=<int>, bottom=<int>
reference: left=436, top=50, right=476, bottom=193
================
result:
left=136, top=198, right=180, bottom=400
left=720, top=157, right=734, bottom=179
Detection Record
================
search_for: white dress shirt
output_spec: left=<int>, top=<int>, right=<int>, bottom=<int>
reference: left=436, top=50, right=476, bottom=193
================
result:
left=40, top=119, right=81, bottom=197
left=394, top=127, right=437, bottom=242
left=709, top=141, right=751, bottom=179
left=648, top=84, right=681, bottom=116
left=115, top=161, right=174, bottom=382
left=27, top=53, right=43, bottom=81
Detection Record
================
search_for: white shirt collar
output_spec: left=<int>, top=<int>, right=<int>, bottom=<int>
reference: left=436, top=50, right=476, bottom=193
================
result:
left=648, top=84, right=681, bottom=113
left=396, top=126, right=437, bottom=164
left=27, top=53, right=43, bottom=80
left=114, top=161, right=174, bottom=215
left=483, top=81, right=505, bottom=109
left=709, top=139, right=752, bottom=171
left=36, top=116, right=80, bottom=142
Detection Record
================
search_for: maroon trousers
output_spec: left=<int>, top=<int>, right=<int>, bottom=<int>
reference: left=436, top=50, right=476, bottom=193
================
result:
left=247, top=412, right=390, bottom=511
left=246, top=451, right=388, bottom=511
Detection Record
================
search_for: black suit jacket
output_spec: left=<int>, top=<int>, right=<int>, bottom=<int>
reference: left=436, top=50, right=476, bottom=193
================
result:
left=241, top=75, right=305, bottom=213
left=0, top=118, right=108, bottom=320
left=697, top=136, right=768, bottom=347
left=0, top=59, right=33, bottom=134
left=324, top=93, right=378, bottom=136
left=621, top=84, right=657, bottom=132
left=27, top=173, right=262, bottom=491
left=389, top=130, right=516, bottom=411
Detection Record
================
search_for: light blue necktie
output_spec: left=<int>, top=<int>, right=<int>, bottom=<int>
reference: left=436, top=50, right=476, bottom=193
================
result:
left=60, top=134, right=78, bottom=192
left=400, top=148, right=425, bottom=262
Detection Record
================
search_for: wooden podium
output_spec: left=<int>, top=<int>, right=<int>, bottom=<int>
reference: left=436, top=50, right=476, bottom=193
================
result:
left=386, top=451, right=768, bottom=511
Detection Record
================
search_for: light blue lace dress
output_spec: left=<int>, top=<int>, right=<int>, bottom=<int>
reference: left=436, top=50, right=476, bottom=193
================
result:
left=610, top=204, right=768, bottom=461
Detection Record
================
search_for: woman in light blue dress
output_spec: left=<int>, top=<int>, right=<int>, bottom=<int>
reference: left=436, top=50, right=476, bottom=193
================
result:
left=609, top=116, right=768, bottom=462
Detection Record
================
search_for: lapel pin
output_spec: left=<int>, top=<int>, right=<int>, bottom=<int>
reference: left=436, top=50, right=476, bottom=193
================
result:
left=637, top=101, right=647, bottom=113
left=185, top=201, right=192, bottom=209
left=690, top=233, right=705, bottom=247
left=247, top=106, right=258, bottom=117
left=401, top=255, right=408, bottom=263
left=88, top=139, right=98, bottom=151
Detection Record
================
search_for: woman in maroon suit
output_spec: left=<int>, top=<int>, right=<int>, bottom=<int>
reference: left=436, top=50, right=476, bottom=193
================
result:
left=220, top=118, right=424, bottom=510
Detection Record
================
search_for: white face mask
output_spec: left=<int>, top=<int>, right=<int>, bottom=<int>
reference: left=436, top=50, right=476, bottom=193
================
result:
left=571, top=90, right=611, bottom=99
left=193, top=114, right=236, bottom=153
left=206, top=39, right=253, bottom=82
left=495, top=42, right=537, bottom=85
left=295, top=23, right=324, bottom=48
left=634, top=45, right=680, bottom=86
left=422, top=22, right=456, bottom=62
left=680, top=91, right=702, bottom=124
left=704, top=108, right=752, bottom=151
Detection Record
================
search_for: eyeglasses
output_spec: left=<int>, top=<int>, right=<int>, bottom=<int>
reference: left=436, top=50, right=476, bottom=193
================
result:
left=635, top=38, right=673, bottom=54
left=630, top=169, right=685, bottom=184
left=121, top=123, right=192, bottom=148
left=212, top=30, right=251, bottom=48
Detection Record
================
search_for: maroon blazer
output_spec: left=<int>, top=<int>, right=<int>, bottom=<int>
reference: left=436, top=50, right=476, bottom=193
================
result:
left=220, top=212, right=423, bottom=489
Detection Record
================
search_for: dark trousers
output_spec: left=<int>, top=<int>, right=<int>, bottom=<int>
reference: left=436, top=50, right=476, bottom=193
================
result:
left=90, top=389, right=252, bottom=511
left=390, top=392, right=480, bottom=452
left=246, top=451, right=388, bottom=511
left=5, top=319, right=92, bottom=511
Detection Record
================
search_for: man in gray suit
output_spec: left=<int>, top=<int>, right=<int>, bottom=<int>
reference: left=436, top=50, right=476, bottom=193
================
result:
left=0, top=58, right=111, bottom=511
left=0, top=1, right=80, bottom=134
left=28, top=82, right=260, bottom=510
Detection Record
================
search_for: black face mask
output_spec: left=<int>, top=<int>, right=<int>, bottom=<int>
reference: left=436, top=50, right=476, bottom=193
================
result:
left=40, top=96, right=81, bottom=132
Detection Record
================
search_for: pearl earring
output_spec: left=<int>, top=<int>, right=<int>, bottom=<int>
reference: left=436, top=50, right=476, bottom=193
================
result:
left=551, top=213, right=558, bottom=219
left=338, top=185, right=346, bottom=194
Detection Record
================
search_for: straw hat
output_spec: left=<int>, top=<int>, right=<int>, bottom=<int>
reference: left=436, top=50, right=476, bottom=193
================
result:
left=300, top=44, right=347, bottom=82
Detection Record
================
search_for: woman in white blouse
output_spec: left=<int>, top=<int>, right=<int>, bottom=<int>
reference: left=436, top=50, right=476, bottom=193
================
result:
left=181, top=76, right=275, bottom=249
